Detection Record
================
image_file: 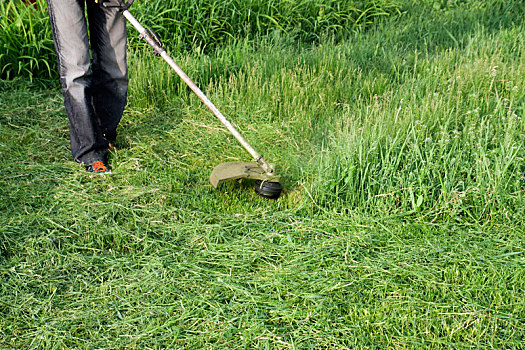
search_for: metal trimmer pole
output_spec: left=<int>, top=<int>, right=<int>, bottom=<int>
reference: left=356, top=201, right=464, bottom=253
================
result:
left=122, top=10, right=275, bottom=176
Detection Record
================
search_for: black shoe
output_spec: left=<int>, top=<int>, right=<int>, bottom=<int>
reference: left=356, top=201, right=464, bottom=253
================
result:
left=86, top=160, right=111, bottom=174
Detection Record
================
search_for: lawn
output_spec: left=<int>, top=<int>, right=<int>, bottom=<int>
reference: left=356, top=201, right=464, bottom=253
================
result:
left=1, top=1, right=524, bottom=348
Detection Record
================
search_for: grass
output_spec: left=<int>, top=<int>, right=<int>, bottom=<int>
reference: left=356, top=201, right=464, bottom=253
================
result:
left=1, top=0, right=525, bottom=348
left=0, top=0, right=400, bottom=80
left=0, top=0, right=54, bottom=80
left=132, top=0, right=402, bottom=48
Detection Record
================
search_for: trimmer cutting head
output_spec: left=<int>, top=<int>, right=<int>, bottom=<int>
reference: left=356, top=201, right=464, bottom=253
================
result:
left=210, top=161, right=283, bottom=199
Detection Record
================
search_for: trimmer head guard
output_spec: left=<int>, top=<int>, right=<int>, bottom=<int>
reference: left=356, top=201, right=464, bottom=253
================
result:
left=210, top=161, right=280, bottom=189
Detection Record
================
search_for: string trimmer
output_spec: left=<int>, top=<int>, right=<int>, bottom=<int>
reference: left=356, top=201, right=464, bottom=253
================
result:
left=103, top=0, right=283, bottom=199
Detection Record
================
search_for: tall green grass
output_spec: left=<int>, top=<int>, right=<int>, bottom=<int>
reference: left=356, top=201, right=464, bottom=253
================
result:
left=0, top=0, right=54, bottom=80
left=310, top=32, right=525, bottom=219
left=306, top=1, right=525, bottom=220
left=133, top=0, right=401, bottom=51
left=0, top=0, right=401, bottom=80
left=125, top=0, right=525, bottom=222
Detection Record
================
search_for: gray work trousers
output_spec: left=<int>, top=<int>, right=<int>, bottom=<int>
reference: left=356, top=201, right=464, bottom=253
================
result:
left=47, top=0, right=128, bottom=164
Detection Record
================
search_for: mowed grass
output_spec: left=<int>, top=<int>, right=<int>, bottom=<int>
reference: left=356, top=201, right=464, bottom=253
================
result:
left=1, top=2, right=525, bottom=349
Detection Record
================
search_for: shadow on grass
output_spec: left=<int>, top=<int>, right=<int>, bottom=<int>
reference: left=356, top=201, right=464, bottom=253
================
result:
left=349, top=1, right=524, bottom=79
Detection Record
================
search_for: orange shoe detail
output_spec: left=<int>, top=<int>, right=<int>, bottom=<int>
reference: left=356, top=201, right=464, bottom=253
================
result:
left=91, top=161, right=109, bottom=173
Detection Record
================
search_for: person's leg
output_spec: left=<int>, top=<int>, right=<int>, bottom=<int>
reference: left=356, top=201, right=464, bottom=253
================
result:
left=86, top=1, right=128, bottom=145
left=47, top=0, right=105, bottom=164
